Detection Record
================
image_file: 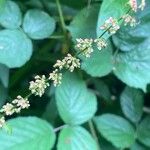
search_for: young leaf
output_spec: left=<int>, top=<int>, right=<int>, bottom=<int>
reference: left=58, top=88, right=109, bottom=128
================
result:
left=0, top=117, right=56, bottom=150
left=137, top=116, right=150, bottom=147
left=120, top=86, right=144, bottom=123
left=94, top=114, right=135, bottom=149
left=0, top=29, right=32, bottom=68
left=57, top=126, right=97, bottom=150
left=0, top=0, right=22, bottom=29
left=97, top=0, right=129, bottom=38
left=68, top=5, right=113, bottom=77
left=23, top=9, right=56, bottom=39
left=55, top=72, right=97, bottom=125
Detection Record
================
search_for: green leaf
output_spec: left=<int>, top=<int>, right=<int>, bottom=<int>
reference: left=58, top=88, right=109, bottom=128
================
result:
left=0, top=83, right=7, bottom=107
left=57, top=126, right=97, bottom=150
left=0, top=117, right=56, bottom=150
left=68, top=5, right=113, bottom=77
left=97, top=0, right=129, bottom=38
left=94, top=114, right=135, bottom=149
left=112, top=2, right=150, bottom=90
left=56, top=72, right=97, bottom=125
left=0, top=0, right=6, bottom=13
left=114, top=38, right=150, bottom=91
left=0, top=29, right=32, bottom=68
left=0, top=64, right=9, bottom=87
left=131, top=142, right=149, bottom=150
left=113, top=1, right=150, bottom=51
left=137, top=116, right=150, bottom=147
left=23, top=9, right=56, bottom=39
left=81, top=44, right=113, bottom=77
left=93, top=79, right=111, bottom=101
left=0, top=0, right=22, bottom=29
left=120, top=86, right=144, bottom=123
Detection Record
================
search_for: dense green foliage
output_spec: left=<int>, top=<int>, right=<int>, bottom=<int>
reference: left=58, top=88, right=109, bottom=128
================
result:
left=0, top=0, right=149, bottom=149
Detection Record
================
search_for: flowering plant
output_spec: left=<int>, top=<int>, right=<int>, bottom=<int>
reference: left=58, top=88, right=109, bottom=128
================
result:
left=0, top=0, right=149, bottom=149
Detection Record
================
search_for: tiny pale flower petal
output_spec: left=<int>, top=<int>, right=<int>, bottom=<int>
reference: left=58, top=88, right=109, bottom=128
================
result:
left=0, top=117, right=5, bottom=128
left=76, top=38, right=94, bottom=57
left=29, top=75, right=49, bottom=97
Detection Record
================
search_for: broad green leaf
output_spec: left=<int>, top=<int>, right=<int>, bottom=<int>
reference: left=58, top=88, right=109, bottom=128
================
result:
left=0, top=117, right=56, bottom=150
left=111, top=1, right=150, bottom=90
left=94, top=114, right=135, bottom=149
left=114, top=38, right=150, bottom=91
left=0, top=64, right=9, bottom=87
left=113, top=1, right=150, bottom=51
left=0, top=29, right=32, bottom=68
left=57, top=126, right=97, bottom=150
left=137, top=116, right=150, bottom=147
left=0, top=0, right=22, bottom=29
left=23, top=9, right=56, bottom=39
left=97, top=0, right=129, bottom=38
left=56, top=72, right=97, bottom=125
left=68, top=5, right=113, bottom=77
left=120, top=86, right=144, bottom=123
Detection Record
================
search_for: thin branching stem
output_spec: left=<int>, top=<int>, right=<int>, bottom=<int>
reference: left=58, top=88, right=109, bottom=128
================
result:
left=88, top=120, right=101, bottom=150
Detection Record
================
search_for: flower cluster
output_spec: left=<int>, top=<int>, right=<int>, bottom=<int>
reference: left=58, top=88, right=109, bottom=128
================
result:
left=0, top=96, right=30, bottom=116
left=100, top=17, right=120, bottom=34
left=129, top=0, right=146, bottom=12
left=49, top=53, right=80, bottom=86
left=54, top=54, right=80, bottom=72
left=122, top=14, right=137, bottom=27
left=94, top=38, right=107, bottom=50
left=49, top=69, right=62, bottom=87
left=0, top=96, right=30, bottom=128
left=76, top=38, right=94, bottom=57
left=12, top=96, right=30, bottom=111
left=29, top=75, right=49, bottom=97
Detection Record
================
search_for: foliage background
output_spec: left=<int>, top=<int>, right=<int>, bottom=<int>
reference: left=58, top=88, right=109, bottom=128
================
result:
left=0, top=0, right=150, bottom=149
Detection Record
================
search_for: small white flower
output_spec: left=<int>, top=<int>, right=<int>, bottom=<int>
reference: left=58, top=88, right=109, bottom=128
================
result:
left=49, top=69, right=62, bottom=86
left=53, top=60, right=65, bottom=70
left=63, top=54, right=80, bottom=72
left=12, top=95, right=30, bottom=110
left=122, top=14, right=137, bottom=27
left=100, top=17, right=120, bottom=34
left=139, top=0, right=146, bottom=10
left=54, top=54, right=80, bottom=72
left=29, top=75, right=49, bottom=97
left=0, top=117, right=5, bottom=128
left=129, top=0, right=138, bottom=12
left=94, top=38, right=107, bottom=50
left=76, top=38, right=94, bottom=57
left=0, top=103, right=15, bottom=116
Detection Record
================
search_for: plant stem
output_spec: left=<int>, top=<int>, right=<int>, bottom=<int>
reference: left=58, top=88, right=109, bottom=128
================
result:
left=56, top=0, right=69, bottom=54
left=88, top=120, right=101, bottom=150
left=54, top=124, right=67, bottom=132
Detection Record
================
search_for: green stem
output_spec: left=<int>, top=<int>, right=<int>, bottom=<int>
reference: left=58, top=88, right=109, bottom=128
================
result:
left=88, top=120, right=101, bottom=150
left=56, top=0, right=69, bottom=53
left=54, top=124, right=67, bottom=132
